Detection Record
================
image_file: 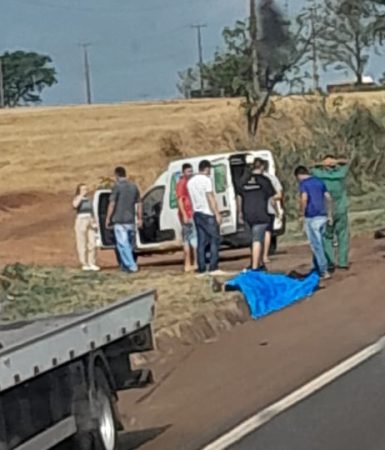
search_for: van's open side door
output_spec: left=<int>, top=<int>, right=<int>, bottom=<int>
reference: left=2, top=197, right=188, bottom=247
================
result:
left=211, top=157, right=237, bottom=236
left=93, top=190, right=116, bottom=249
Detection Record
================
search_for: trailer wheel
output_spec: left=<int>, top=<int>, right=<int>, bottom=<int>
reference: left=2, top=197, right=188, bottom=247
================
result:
left=72, top=367, right=118, bottom=450
left=92, top=368, right=118, bottom=450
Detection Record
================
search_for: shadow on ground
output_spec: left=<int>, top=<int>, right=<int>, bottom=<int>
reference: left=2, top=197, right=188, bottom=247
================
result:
left=119, top=426, right=171, bottom=450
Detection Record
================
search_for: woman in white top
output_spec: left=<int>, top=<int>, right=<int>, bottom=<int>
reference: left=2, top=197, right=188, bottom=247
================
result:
left=72, top=184, right=100, bottom=271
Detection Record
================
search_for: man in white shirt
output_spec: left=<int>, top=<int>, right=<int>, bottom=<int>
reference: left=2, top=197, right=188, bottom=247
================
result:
left=188, top=160, right=222, bottom=275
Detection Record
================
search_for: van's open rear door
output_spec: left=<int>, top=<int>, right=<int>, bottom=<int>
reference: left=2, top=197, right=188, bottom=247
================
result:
left=211, top=157, right=237, bottom=236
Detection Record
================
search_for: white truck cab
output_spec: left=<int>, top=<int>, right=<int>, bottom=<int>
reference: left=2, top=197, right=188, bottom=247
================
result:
left=94, top=150, right=285, bottom=254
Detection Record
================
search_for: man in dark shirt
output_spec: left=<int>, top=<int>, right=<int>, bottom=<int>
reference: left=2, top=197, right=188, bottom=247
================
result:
left=105, top=166, right=142, bottom=273
left=240, top=158, right=278, bottom=270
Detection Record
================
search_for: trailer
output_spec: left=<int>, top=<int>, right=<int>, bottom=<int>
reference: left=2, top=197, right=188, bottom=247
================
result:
left=0, top=290, right=156, bottom=450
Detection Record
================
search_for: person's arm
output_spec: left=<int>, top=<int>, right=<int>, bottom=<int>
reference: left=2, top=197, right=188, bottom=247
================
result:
left=105, top=186, right=118, bottom=229
left=205, top=178, right=222, bottom=224
left=299, top=192, right=308, bottom=219
left=325, top=192, right=333, bottom=224
left=176, top=182, right=189, bottom=224
left=136, top=187, right=143, bottom=228
left=72, top=195, right=84, bottom=209
left=105, top=202, right=115, bottom=229
left=207, top=192, right=222, bottom=225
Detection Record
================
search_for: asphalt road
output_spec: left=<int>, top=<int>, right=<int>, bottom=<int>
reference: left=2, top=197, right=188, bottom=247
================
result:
left=230, top=351, right=385, bottom=450
left=116, top=239, right=385, bottom=450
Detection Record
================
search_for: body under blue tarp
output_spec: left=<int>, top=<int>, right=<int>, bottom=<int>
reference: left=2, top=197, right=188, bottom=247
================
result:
left=226, top=270, right=320, bottom=319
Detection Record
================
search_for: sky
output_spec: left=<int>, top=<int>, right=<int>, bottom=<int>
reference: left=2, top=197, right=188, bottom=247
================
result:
left=2, top=0, right=384, bottom=106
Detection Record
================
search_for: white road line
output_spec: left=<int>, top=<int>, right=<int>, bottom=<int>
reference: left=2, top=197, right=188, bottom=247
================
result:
left=201, top=337, right=385, bottom=450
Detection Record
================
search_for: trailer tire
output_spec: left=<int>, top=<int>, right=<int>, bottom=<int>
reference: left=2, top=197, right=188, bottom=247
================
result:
left=71, top=367, right=118, bottom=450
left=91, top=368, right=118, bottom=450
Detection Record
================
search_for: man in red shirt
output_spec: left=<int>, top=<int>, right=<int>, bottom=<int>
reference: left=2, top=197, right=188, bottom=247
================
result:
left=176, top=163, right=197, bottom=272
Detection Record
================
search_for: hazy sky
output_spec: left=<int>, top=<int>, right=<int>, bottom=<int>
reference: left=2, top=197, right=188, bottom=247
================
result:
left=2, top=0, right=383, bottom=105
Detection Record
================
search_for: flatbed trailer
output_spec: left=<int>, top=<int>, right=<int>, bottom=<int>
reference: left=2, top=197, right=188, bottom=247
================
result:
left=0, top=290, right=156, bottom=450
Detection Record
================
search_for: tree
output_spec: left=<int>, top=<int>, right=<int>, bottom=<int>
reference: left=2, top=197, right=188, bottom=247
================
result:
left=317, top=0, right=384, bottom=85
left=242, top=0, right=316, bottom=136
left=177, top=68, right=199, bottom=99
left=0, top=51, right=57, bottom=107
left=177, top=1, right=315, bottom=136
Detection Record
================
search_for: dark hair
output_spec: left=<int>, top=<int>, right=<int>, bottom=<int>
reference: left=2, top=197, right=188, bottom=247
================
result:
left=182, top=163, right=193, bottom=172
left=75, top=183, right=86, bottom=196
left=199, top=160, right=211, bottom=172
left=294, top=165, right=310, bottom=177
left=253, top=158, right=265, bottom=169
left=323, top=154, right=335, bottom=160
left=114, top=166, right=126, bottom=178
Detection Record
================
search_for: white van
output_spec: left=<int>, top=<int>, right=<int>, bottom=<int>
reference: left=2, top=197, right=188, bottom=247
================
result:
left=94, top=150, right=285, bottom=254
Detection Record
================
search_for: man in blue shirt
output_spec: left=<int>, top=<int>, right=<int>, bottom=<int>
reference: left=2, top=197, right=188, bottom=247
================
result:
left=295, top=166, right=333, bottom=279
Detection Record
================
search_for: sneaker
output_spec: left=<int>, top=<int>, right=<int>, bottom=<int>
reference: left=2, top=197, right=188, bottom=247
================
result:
left=82, top=265, right=92, bottom=271
left=195, top=272, right=208, bottom=279
left=321, top=272, right=332, bottom=280
left=209, top=270, right=230, bottom=277
left=89, top=265, right=101, bottom=272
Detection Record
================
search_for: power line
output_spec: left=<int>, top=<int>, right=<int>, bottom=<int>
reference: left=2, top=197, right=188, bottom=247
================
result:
left=191, top=24, right=207, bottom=95
left=80, top=43, right=92, bottom=104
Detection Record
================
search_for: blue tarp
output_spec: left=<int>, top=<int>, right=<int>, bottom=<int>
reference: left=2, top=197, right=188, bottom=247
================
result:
left=226, top=270, right=320, bottom=319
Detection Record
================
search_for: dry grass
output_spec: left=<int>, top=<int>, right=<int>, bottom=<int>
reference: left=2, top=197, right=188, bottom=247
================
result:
left=1, top=91, right=385, bottom=196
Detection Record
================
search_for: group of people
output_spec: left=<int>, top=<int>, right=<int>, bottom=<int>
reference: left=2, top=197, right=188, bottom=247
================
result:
left=176, top=157, right=284, bottom=275
left=73, top=166, right=141, bottom=272
left=72, top=155, right=349, bottom=280
left=177, top=154, right=349, bottom=279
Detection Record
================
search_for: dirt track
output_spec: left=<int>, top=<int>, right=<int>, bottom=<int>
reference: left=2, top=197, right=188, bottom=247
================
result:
left=117, top=237, right=385, bottom=450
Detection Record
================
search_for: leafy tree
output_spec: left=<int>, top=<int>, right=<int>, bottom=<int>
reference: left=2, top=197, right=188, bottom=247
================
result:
left=234, top=1, right=316, bottom=136
left=177, top=1, right=317, bottom=136
left=317, top=0, right=384, bottom=85
left=0, top=51, right=57, bottom=107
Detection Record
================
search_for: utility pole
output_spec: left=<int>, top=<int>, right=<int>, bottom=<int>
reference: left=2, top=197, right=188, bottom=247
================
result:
left=80, top=43, right=92, bottom=104
left=191, top=24, right=207, bottom=96
left=249, top=0, right=261, bottom=98
left=284, top=0, right=289, bottom=16
left=310, top=2, right=320, bottom=92
left=0, top=58, right=4, bottom=109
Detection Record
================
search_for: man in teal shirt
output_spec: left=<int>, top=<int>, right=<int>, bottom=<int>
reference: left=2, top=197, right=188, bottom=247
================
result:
left=312, top=156, right=349, bottom=271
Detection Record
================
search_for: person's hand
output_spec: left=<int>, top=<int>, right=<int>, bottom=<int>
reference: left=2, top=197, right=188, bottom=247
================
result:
left=215, top=212, right=223, bottom=226
left=105, top=220, right=113, bottom=230
left=182, top=214, right=190, bottom=225
left=327, top=216, right=333, bottom=226
left=137, top=218, right=143, bottom=229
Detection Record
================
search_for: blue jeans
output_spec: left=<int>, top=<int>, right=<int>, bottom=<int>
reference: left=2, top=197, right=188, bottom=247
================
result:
left=305, top=216, right=328, bottom=275
left=194, top=212, right=221, bottom=273
left=114, top=224, right=138, bottom=272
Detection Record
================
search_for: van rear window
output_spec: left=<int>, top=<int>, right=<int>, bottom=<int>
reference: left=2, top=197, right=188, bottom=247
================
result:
left=169, top=172, right=180, bottom=209
left=214, top=164, right=227, bottom=193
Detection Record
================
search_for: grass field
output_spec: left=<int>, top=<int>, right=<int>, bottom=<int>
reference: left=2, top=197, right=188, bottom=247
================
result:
left=1, top=91, right=385, bottom=198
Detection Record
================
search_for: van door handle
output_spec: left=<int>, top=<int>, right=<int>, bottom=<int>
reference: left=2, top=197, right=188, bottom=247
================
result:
left=223, top=197, right=227, bottom=208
